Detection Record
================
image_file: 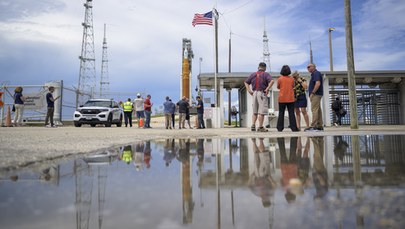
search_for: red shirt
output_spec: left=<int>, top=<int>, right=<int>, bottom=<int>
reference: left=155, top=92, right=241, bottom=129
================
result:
left=277, top=75, right=295, bottom=103
left=144, top=98, right=152, bottom=111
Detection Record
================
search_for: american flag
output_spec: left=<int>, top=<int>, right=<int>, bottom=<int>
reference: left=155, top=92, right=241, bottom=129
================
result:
left=192, top=11, right=213, bottom=27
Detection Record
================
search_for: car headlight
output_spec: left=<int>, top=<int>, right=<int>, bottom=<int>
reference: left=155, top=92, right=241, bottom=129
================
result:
left=100, top=109, right=109, bottom=112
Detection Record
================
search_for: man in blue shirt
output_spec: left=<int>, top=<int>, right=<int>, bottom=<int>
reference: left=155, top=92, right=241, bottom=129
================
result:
left=305, top=63, right=324, bottom=131
left=196, top=96, right=205, bottom=129
left=45, top=86, right=60, bottom=128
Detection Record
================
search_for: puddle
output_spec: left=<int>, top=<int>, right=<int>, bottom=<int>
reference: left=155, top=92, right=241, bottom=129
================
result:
left=1, top=135, right=405, bottom=229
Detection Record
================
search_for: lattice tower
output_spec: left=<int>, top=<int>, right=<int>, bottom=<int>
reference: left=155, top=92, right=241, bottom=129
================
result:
left=100, top=24, right=110, bottom=98
left=263, top=19, right=271, bottom=72
left=77, top=0, right=97, bottom=107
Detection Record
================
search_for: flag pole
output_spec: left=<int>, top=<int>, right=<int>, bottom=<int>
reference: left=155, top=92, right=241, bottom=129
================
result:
left=213, top=8, right=219, bottom=108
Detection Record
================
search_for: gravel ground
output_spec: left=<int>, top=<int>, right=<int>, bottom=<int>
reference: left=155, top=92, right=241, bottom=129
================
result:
left=1, top=120, right=405, bottom=170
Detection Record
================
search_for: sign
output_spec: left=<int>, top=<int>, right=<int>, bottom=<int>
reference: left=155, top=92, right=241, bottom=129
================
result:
left=24, top=93, right=45, bottom=110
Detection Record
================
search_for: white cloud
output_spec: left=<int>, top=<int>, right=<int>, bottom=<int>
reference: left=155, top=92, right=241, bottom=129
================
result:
left=0, top=0, right=404, bottom=105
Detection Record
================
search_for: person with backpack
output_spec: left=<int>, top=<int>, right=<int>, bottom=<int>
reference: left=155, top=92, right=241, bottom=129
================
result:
left=332, top=96, right=344, bottom=127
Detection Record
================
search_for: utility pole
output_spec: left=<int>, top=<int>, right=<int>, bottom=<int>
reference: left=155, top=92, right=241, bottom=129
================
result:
left=77, top=0, right=97, bottom=107
left=345, top=0, right=359, bottom=129
left=228, top=31, right=232, bottom=126
left=328, top=27, right=335, bottom=71
left=100, top=23, right=110, bottom=98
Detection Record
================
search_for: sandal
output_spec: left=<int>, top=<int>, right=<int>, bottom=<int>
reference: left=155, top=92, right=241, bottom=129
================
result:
left=251, top=125, right=256, bottom=132
left=257, top=127, right=268, bottom=132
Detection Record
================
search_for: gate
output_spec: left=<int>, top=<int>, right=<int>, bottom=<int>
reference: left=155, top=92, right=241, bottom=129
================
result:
left=330, top=89, right=400, bottom=125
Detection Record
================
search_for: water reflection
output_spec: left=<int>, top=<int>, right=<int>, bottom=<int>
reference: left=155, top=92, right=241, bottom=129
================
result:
left=1, top=135, right=405, bottom=228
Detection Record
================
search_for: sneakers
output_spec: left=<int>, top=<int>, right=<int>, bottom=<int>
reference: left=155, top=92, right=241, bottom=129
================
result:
left=251, top=125, right=256, bottom=132
left=334, top=123, right=338, bottom=127
left=257, top=127, right=268, bottom=132
left=304, top=127, right=323, bottom=132
left=45, top=124, right=57, bottom=128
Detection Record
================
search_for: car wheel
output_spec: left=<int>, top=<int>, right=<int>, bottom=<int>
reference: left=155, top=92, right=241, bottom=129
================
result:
left=116, top=115, right=123, bottom=127
left=74, top=122, right=82, bottom=127
left=105, top=114, right=112, bottom=127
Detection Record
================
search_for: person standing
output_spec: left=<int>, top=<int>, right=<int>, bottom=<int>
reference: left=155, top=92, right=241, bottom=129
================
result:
left=292, top=71, right=310, bottom=130
left=170, top=99, right=176, bottom=129
left=185, top=98, right=192, bottom=129
left=45, top=86, right=60, bottom=128
left=123, top=98, right=134, bottom=127
left=163, top=96, right=175, bottom=129
left=276, top=65, right=299, bottom=132
left=332, top=96, right=344, bottom=127
left=244, top=62, right=274, bottom=132
left=196, top=95, right=205, bottom=129
left=144, top=94, right=153, bottom=128
left=176, top=96, right=189, bottom=129
left=13, top=86, right=25, bottom=127
left=134, top=93, right=145, bottom=128
left=305, top=63, right=324, bottom=132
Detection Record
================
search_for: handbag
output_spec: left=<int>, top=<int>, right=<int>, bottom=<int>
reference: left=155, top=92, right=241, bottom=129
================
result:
left=12, top=104, right=15, bottom=112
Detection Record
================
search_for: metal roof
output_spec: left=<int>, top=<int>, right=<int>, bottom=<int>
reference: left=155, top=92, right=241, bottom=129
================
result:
left=197, top=70, right=405, bottom=90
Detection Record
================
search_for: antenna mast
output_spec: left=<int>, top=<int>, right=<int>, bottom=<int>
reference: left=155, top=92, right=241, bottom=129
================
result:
left=100, top=23, right=110, bottom=98
left=262, top=17, right=271, bottom=72
left=77, top=0, right=97, bottom=106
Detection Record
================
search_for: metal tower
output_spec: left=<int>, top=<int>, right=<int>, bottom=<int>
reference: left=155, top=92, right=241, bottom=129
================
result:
left=77, top=0, right=97, bottom=107
left=100, top=24, right=110, bottom=98
left=262, top=18, right=271, bottom=72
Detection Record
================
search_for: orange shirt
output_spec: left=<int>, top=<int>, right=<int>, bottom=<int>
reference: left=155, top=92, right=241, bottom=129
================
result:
left=277, top=75, right=295, bottom=103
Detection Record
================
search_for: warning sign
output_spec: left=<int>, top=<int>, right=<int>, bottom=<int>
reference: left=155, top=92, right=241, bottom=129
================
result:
left=24, top=93, right=45, bottom=110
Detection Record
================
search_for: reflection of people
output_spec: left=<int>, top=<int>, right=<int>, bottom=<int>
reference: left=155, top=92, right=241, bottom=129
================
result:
left=13, top=86, right=25, bottom=126
left=276, top=65, right=299, bottom=132
left=244, top=62, right=274, bottom=132
left=143, top=141, right=152, bottom=169
left=311, top=137, right=328, bottom=199
left=248, top=138, right=276, bottom=207
left=45, top=86, right=60, bottom=128
left=297, top=137, right=310, bottom=186
left=163, top=139, right=177, bottom=167
left=176, top=139, right=190, bottom=163
left=121, top=145, right=133, bottom=164
left=278, top=137, right=301, bottom=203
left=134, top=141, right=145, bottom=170
left=334, top=136, right=349, bottom=161
left=196, top=139, right=205, bottom=167
left=40, top=165, right=58, bottom=182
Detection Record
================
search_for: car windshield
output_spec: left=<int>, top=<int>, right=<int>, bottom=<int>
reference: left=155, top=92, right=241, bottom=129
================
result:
left=83, top=100, right=112, bottom=107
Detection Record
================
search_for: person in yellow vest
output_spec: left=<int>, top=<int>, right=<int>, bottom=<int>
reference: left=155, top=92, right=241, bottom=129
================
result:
left=123, top=98, right=134, bottom=127
left=121, top=145, right=133, bottom=164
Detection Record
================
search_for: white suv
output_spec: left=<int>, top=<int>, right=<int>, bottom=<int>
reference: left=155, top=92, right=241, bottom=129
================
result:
left=73, top=99, right=123, bottom=127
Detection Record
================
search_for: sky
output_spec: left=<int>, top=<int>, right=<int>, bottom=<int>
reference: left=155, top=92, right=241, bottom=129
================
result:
left=1, top=0, right=405, bottom=108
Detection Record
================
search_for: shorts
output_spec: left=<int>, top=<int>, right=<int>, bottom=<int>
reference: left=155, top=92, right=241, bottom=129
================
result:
left=252, top=91, right=268, bottom=115
left=136, top=111, right=145, bottom=118
left=294, top=94, right=307, bottom=108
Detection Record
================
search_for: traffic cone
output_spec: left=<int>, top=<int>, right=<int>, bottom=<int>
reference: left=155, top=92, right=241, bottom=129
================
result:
left=139, top=118, right=144, bottom=128
left=5, top=106, right=12, bottom=127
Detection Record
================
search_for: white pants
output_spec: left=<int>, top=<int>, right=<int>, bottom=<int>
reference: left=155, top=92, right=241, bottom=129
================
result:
left=13, top=104, right=24, bottom=125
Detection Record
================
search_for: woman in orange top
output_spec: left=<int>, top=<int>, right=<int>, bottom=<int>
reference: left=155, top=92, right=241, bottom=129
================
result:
left=277, top=65, right=299, bottom=132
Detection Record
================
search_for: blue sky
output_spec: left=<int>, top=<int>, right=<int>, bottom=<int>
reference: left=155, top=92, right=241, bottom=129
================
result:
left=0, top=0, right=404, bottom=106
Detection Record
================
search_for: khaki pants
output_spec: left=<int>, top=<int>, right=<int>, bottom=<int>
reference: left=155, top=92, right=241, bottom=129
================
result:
left=310, top=94, right=323, bottom=128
